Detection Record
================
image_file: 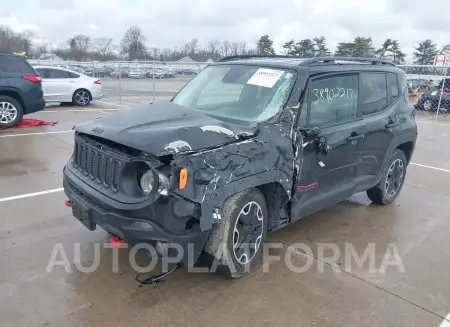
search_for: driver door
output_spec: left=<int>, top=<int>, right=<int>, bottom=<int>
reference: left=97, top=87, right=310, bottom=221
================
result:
left=291, top=73, right=364, bottom=221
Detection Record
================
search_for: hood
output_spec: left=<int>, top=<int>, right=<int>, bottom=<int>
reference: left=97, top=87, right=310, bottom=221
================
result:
left=74, top=101, right=257, bottom=156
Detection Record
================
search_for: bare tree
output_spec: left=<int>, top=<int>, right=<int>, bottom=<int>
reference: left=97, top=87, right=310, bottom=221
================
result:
left=207, top=39, right=220, bottom=59
left=93, top=37, right=114, bottom=58
left=120, top=25, right=147, bottom=60
left=34, top=41, right=49, bottom=58
left=230, top=42, right=240, bottom=55
left=188, top=38, right=199, bottom=55
left=222, top=40, right=231, bottom=57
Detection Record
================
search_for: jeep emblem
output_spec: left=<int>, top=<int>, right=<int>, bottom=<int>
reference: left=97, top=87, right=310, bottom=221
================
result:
left=92, top=127, right=103, bottom=134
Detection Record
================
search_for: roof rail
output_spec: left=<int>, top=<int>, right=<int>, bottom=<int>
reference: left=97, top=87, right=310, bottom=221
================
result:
left=216, top=55, right=395, bottom=66
left=298, top=56, right=395, bottom=66
left=216, top=55, right=302, bottom=62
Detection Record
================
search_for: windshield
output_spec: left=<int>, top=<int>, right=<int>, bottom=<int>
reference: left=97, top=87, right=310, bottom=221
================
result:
left=172, top=64, right=296, bottom=123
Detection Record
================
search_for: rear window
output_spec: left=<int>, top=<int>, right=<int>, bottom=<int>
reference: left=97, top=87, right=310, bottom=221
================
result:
left=0, top=56, right=36, bottom=74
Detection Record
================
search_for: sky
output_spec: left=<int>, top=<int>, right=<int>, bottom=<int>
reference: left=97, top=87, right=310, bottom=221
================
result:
left=0, top=0, right=448, bottom=61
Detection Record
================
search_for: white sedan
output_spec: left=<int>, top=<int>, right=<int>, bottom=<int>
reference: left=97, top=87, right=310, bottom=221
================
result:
left=34, top=65, right=104, bottom=106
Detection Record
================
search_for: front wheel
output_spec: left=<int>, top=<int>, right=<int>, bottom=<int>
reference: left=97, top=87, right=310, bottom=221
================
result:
left=72, top=89, right=91, bottom=106
left=0, top=95, right=23, bottom=128
left=203, top=188, right=268, bottom=278
left=367, top=149, right=407, bottom=205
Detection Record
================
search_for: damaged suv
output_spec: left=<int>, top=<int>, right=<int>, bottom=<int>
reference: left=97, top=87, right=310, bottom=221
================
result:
left=63, top=56, right=417, bottom=278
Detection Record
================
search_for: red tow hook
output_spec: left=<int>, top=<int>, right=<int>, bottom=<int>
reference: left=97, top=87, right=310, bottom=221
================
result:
left=109, top=236, right=127, bottom=247
left=64, top=200, right=73, bottom=207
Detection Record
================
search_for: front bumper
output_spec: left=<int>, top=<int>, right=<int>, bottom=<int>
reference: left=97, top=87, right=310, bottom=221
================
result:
left=63, top=168, right=208, bottom=265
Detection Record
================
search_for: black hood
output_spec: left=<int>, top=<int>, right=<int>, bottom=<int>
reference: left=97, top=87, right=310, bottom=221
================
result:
left=74, top=102, right=257, bottom=156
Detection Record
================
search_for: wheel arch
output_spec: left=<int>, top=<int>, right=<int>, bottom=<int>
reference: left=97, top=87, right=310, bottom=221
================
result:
left=73, top=88, right=92, bottom=101
left=0, top=90, right=25, bottom=111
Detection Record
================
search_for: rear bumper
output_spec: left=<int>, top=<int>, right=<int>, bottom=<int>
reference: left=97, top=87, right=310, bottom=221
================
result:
left=63, top=167, right=208, bottom=265
left=23, top=97, right=46, bottom=114
left=92, top=93, right=104, bottom=100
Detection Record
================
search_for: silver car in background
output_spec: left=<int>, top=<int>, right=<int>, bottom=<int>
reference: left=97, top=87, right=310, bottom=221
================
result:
left=33, top=66, right=104, bottom=106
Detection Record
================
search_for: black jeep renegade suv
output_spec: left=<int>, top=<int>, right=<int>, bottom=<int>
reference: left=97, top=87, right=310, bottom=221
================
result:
left=63, top=56, right=417, bottom=278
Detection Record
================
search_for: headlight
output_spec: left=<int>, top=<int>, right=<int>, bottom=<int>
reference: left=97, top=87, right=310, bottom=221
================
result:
left=139, top=170, right=155, bottom=194
left=138, top=168, right=170, bottom=196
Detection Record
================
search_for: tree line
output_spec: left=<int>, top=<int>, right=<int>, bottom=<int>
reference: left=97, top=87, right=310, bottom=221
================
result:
left=0, top=24, right=448, bottom=65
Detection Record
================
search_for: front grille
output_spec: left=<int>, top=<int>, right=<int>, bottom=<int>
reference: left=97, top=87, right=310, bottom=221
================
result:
left=72, top=136, right=122, bottom=192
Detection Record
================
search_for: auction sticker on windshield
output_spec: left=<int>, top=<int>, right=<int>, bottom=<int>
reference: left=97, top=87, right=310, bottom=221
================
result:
left=247, top=68, right=285, bottom=88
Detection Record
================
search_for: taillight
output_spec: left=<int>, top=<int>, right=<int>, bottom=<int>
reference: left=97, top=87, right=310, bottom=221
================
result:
left=94, top=80, right=101, bottom=84
left=22, top=75, right=41, bottom=83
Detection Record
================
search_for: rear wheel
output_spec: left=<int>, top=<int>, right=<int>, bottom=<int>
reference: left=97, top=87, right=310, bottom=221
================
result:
left=422, top=99, right=433, bottom=111
left=367, top=149, right=407, bottom=205
left=0, top=95, right=23, bottom=128
left=72, top=89, right=91, bottom=106
left=203, top=188, right=268, bottom=278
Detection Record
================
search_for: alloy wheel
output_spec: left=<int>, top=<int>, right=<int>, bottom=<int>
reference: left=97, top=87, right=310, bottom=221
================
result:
left=423, top=99, right=433, bottom=111
left=385, top=159, right=404, bottom=198
left=232, top=201, right=264, bottom=265
left=75, top=91, right=90, bottom=105
left=0, top=102, right=18, bottom=124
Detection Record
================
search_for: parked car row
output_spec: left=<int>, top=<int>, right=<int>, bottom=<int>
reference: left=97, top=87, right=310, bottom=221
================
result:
left=54, top=64, right=199, bottom=79
left=413, top=78, right=450, bottom=113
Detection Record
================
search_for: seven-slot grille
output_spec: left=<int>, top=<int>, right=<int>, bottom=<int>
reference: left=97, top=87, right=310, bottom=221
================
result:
left=72, top=137, right=121, bottom=192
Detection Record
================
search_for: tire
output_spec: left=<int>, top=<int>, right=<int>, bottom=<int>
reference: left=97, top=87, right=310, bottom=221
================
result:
left=422, top=99, right=433, bottom=111
left=367, top=149, right=407, bottom=205
left=203, top=188, right=268, bottom=278
left=0, top=95, right=24, bottom=128
left=72, top=89, right=91, bottom=106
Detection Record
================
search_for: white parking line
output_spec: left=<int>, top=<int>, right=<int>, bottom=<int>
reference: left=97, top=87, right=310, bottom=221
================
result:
left=96, top=101, right=131, bottom=108
left=42, top=108, right=122, bottom=113
left=417, top=120, right=450, bottom=126
left=439, top=313, right=450, bottom=327
left=410, top=163, right=450, bottom=173
left=0, top=188, right=64, bottom=203
left=0, top=130, right=73, bottom=138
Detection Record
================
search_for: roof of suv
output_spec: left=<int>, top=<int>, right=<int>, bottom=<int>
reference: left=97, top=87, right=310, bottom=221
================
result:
left=214, top=55, right=403, bottom=75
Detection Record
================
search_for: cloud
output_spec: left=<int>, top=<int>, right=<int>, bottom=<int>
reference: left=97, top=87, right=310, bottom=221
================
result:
left=1, top=0, right=447, bottom=60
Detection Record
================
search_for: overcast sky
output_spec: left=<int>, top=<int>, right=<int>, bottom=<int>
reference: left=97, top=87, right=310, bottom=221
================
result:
left=1, top=0, right=448, bottom=61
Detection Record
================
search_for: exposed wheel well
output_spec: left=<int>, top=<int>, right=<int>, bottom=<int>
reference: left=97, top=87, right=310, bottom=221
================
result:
left=0, top=91, right=25, bottom=110
left=257, top=182, right=290, bottom=231
left=396, top=142, right=414, bottom=163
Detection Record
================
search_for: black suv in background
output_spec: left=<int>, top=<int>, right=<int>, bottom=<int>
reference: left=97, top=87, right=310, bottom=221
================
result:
left=0, top=52, right=45, bottom=127
left=63, top=56, right=417, bottom=278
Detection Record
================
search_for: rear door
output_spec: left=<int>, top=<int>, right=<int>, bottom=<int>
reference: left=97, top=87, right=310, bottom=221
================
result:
left=40, top=68, right=77, bottom=102
left=292, top=72, right=363, bottom=220
left=355, top=72, right=402, bottom=191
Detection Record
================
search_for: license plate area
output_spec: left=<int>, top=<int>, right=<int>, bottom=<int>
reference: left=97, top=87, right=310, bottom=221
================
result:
left=72, top=201, right=95, bottom=231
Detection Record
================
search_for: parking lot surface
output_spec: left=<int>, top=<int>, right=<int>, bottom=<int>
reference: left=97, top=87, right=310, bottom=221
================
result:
left=1, top=102, right=450, bottom=327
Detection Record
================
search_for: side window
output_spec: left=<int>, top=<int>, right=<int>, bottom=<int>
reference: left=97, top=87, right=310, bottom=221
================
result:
left=0, top=57, right=35, bottom=73
left=69, top=72, right=80, bottom=78
left=47, top=69, right=72, bottom=79
left=35, top=68, right=45, bottom=77
left=309, top=74, right=358, bottom=127
left=360, top=73, right=388, bottom=115
left=387, top=73, right=399, bottom=103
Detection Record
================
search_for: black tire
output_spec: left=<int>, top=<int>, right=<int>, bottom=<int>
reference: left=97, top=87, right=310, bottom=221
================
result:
left=203, top=188, right=268, bottom=278
left=72, top=89, right=91, bottom=106
left=367, top=149, right=407, bottom=205
left=0, top=95, right=24, bottom=128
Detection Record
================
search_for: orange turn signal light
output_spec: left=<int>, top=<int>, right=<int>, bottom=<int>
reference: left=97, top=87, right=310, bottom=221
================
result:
left=179, top=168, right=188, bottom=189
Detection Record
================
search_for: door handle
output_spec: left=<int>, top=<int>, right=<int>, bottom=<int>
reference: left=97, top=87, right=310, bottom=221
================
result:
left=385, top=118, right=405, bottom=128
left=346, top=134, right=364, bottom=142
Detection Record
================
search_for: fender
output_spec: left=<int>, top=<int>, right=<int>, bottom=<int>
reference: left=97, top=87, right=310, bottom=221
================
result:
left=199, top=170, right=293, bottom=231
